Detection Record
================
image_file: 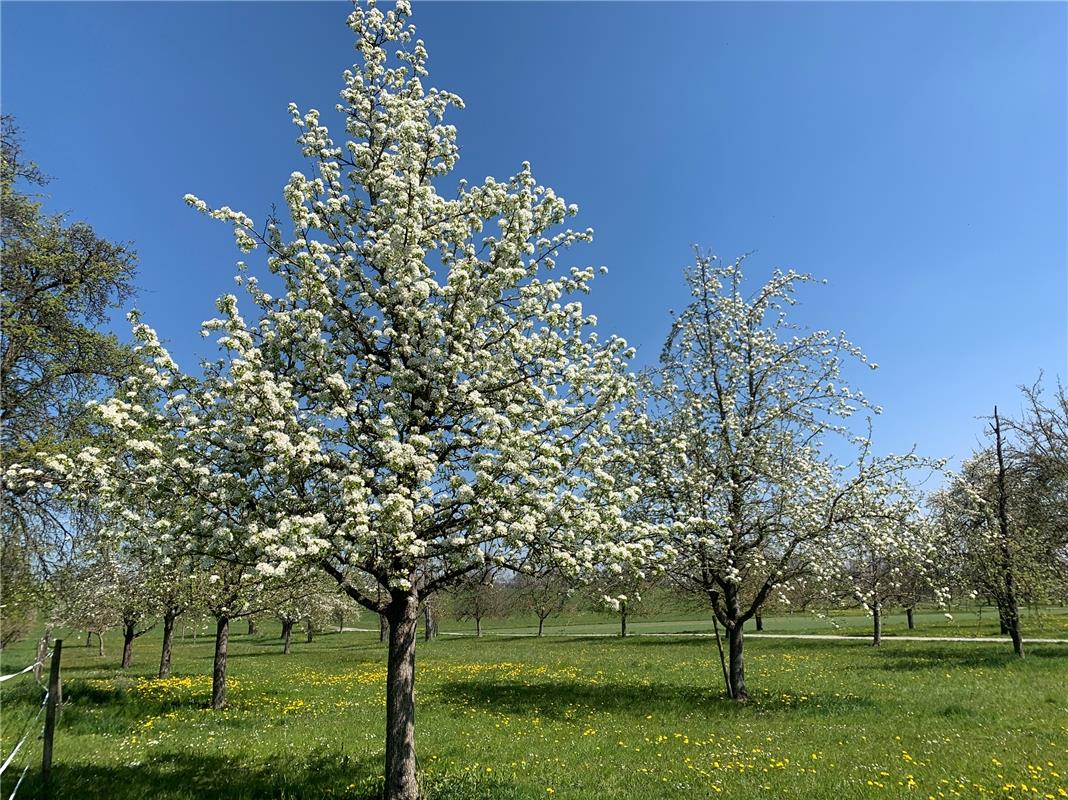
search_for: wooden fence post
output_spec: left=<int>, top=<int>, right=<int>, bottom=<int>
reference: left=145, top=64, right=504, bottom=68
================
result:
left=41, top=639, right=62, bottom=800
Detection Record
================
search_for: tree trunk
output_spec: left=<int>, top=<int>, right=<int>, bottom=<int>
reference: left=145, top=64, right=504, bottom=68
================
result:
left=96, top=631, right=104, bottom=657
left=159, top=611, right=176, bottom=678
left=906, top=607, right=915, bottom=630
left=212, top=615, right=229, bottom=710
left=475, top=616, right=482, bottom=638
left=872, top=602, right=882, bottom=646
left=337, top=611, right=345, bottom=633
left=423, top=601, right=434, bottom=642
left=999, top=612, right=1009, bottom=635
left=120, top=623, right=136, bottom=669
left=620, top=601, right=627, bottom=638
left=727, top=622, right=748, bottom=701
left=384, top=594, right=420, bottom=800
left=755, top=612, right=764, bottom=632
left=283, top=620, right=293, bottom=655
left=306, top=622, right=314, bottom=644
left=247, top=619, right=256, bottom=636
left=1003, top=602, right=1024, bottom=657
left=86, top=631, right=92, bottom=648
left=537, top=616, right=545, bottom=637
left=993, top=407, right=1025, bottom=658
left=380, top=613, right=388, bottom=644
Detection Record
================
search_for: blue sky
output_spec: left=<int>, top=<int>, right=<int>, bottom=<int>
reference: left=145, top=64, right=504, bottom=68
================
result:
left=3, top=1, right=1065, bottom=474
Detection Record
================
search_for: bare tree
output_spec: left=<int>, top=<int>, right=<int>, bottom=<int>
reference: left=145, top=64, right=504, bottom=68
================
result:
left=513, top=570, right=571, bottom=637
left=450, top=567, right=505, bottom=637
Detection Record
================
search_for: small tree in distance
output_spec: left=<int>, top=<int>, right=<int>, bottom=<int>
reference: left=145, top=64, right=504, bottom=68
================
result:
left=449, top=566, right=505, bottom=637
left=835, top=484, right=946, bottom=646
left=932, top=385, right=1068, bottom=657
left=52, top=551, right=121, bottom=658
left=513, top=570, right=572, bottom=637
left=587, top=568, right=652, bottom=638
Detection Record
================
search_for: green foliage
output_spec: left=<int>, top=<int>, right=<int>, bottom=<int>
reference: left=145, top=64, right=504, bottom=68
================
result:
left=0, top=115, right=138, bottom=645
left=1, top=115, right=137, bottom=455
left=0, top=534, right=40, bottom=648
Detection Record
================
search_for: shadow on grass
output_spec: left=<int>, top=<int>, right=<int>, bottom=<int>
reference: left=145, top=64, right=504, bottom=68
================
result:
left=54, top=677, right=273, bottom=736
left=616, top=635, right=723, bottom=650
left=62, top=677, right=193, bottom=711
left=12, top=751, right=526, bottom=800
left=616, top=634, right=830, bottom=650
left=433, top=676, right=875, bottom=720
left=872, top=643, right=1068, bottom=671
left=227, top=643, right=384, bottom=661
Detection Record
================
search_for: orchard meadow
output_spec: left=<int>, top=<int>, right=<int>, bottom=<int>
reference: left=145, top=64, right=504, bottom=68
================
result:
left=2, top=1, right=1066, bottom=799
left=2, top=608, right=1067, bottom=800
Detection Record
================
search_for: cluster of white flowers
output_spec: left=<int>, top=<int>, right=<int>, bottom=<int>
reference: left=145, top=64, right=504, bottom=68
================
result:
left=13, top=0, right=649, bottom=629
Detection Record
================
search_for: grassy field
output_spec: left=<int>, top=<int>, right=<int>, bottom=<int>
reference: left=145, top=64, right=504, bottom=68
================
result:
left=1, top=612, right=1066, bottom=799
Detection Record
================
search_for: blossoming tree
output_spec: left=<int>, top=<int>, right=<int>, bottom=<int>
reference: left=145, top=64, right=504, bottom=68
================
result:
left=51, top=549, right=121, bottom=657
left=832, top=479, right=946, bottom=645
left=19, top=311, right=322, bottom=708
left=152, top=555, right=206, bottom=679
left=594, top=571, right=650, bottom=639
left=623, top=253, right=938, bottom=700
left=172, top=2, right=640, bottom=795
left=269, top=570, right=350, bottom=652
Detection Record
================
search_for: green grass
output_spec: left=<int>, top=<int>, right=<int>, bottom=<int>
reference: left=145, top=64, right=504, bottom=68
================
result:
left=2, top=614, right=1066, bottom=799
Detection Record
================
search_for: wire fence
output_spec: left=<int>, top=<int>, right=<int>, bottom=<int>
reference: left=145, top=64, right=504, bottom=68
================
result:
left=0, top=646, right=53, bottom=800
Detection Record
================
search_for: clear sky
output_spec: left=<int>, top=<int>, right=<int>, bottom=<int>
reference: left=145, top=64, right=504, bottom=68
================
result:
left=3, top=1, right=1065, bottom=474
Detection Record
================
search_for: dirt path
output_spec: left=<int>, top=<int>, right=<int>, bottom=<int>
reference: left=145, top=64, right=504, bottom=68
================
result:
left=341, top=627, right=1068, bottom=644
left=747, top=633, right=1068, bottom=643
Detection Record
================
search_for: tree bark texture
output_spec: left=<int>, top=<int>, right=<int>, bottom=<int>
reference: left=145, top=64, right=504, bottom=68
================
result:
left=384, top=593, right=420, bottom=800
left=158, top=611, right=176, bottom=678
left=121, top=624, right=136, bottom=668
left=212, top=615, right=229, bottom=710
left=423, top=602, right=435, bottom=642
left=727, top=623, right=748, bottom=701
left=993, top=407, right=1025, bottom=658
